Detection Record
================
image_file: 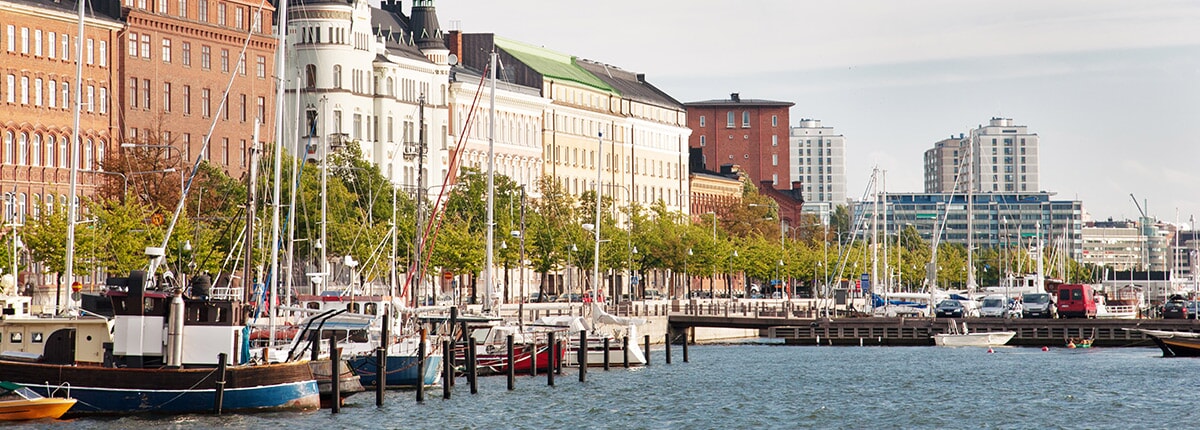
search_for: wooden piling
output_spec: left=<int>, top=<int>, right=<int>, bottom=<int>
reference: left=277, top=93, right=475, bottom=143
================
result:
left=603, top=337, right=610, bottom=370
left=682, top=327, right=690, bottom=363
left=555, top=339, right=563, bottom=375
left=416, top=328, right=426, bottom=402
left=375, top=347, right=386, bottom=407
left=310, top=329, right=320, bottom=361
left=213, top=352, right=227, bottom=414
left=547, top=331, right=556, bottom=386
left=506, top=334, right=515, bottom=391
left=622, top=336, right=630, bottom=368
left=442, top=340, right=452, bottom=399
left=448, top=307, right=458, bottom=388
left=468, top=340, right=478, bottom=394
left=529, top=340, right=538, bottom=377
left=644, top=334, right=651, bottom=366
left=578, top=331, right=587, bottom=383
left=330, top=337, right=340, bottom=414
left=665, top=331, right=672, bottom=364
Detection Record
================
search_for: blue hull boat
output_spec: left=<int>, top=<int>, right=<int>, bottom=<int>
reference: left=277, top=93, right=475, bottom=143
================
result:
left=348, top=355, right=442, bottom=388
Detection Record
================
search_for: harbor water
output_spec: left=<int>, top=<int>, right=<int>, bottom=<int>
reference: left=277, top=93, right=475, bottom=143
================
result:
left=21, top=343, right=1200, bottom=429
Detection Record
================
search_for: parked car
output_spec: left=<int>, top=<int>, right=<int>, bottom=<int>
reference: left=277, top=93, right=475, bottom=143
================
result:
left=979, top=294, right=1011, bottom=318
left=555, top=293, right=582, bottom=303
left=935, top=300, right=965, bottom=318
left=1163, top=297, right=1191, bottom=319
left=1022, top=293, right=1056, bottom=319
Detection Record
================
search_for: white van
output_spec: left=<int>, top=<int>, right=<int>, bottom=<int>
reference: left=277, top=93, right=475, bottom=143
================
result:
left=979, top=294, right=1009, bottom=318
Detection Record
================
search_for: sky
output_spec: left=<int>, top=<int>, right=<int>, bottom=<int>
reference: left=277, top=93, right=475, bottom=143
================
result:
left=433, top=0, right=1200, bottom=223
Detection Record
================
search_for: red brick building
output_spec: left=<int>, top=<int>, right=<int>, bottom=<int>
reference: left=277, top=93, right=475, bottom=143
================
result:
left=685, top=93, right=803, bottom=224
left=117, top=0, right=277, bottom=179
left=0, top=0, right=123, bottom=223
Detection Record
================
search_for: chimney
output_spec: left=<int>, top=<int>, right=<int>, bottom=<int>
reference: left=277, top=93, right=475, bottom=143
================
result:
left=791, top=181, right=802, bottom=190
left=730, top=93, right=740, bottom=102
left=635, top=73, right=645, bottom=83
left=380, top=0, right=403, bottom=15
left=445, top=30, right=463, bottom=61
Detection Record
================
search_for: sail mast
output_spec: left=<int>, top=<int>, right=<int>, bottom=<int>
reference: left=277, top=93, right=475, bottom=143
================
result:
left=63, top=0, right=86, bottom=312
left=266, top=0, right=290, bottom=346
left=484, top=50, right=496, bottom=313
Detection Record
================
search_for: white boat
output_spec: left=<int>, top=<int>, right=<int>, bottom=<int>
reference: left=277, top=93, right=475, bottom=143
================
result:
left=932, top=320, right=1015, bottom=347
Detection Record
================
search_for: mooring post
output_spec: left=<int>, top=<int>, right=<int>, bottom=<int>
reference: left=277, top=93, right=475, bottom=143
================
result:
left=603, top=337, right=610, bottom=370
left=644, top=334, right=651, bottom=366
left=683, top=327, right=690, bottom=363
left=665, top=330, right=672, bottom=364
left=578, top=331, right=587, bottom=383
left=555, top=339, right=563, bottom=375
left=530, top=338, right=538, bottom=377
left=213, top=352, right=227, bottom=415
left=416, top=328, right=426, bottom=403
left=547, top=332, right=556, bottom=386
left=331, top=337, right=341, bottom=414
left=468, top=340, right=478, bottom=394
left=442, top=340, right=452, bottom=399
left=310, top=329, right=320, bottom=362
left=506, top=334, right=515, bottom=391
left=448, top=307, right=458, bottom=388
left=375, top=347, right=386, bottom=407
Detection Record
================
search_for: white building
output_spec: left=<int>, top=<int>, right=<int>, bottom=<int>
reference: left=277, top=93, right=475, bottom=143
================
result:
left=284, top=0, right=451, bottom=197
left=968, top=117, right=1040, bottom=193
left=790, top=119, right=846, bottom=219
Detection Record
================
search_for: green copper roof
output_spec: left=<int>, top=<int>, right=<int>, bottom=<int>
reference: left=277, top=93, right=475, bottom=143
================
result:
left=494, top=37, right=616, bottom=94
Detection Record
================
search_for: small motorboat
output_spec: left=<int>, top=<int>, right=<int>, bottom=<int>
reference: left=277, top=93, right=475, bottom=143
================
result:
left=0, top=381, right=76, bottom=421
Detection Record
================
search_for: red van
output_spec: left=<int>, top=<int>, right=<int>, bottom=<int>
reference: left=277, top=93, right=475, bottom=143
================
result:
left=1057, top=284, right=1097, bottom=318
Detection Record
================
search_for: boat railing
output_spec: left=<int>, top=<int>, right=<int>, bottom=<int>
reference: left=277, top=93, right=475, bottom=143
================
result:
left=209, top=286, right=244, bottom=301
left=49, top=381, right=71, bottom=399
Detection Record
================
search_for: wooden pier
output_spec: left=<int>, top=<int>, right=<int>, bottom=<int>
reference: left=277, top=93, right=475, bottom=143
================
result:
left=665, top=301, right=1200, bottom=347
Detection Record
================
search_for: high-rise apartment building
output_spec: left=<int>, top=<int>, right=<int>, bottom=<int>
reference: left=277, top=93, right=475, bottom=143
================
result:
left=923, top=118, right=1040, bottom=194
left=789, top=118, right=846, bottom=205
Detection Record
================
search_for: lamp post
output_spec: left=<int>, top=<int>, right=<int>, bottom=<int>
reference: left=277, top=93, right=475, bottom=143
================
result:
left=631, top=246, right=639, bottom=301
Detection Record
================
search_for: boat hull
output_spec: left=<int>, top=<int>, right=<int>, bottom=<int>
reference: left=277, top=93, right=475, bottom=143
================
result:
left=933, top=331, right=1016, bottom=347
left=0, top=360, right=320, bottom=415
left=470, top=344, right=561, bottom=375
left=563, top=338, right=648, bottom=367
left=347, top=355, right=442, bottom=388
left=1134, top=330, right=1200, bottom=357
left=0, top=398, right=77, bottom=421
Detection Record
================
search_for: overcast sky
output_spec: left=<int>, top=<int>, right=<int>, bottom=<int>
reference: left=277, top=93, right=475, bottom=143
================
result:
left=435, top=0, right=1200, bottom=223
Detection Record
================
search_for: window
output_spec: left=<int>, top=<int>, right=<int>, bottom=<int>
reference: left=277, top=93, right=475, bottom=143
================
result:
left=772, top=115, right=778, bottom=126
left=162, top=82, right=171, bottom=112
left=86, top=85, right=93, bottom=112
left=699, top=135, right=706, bottom=146
left=198, top=0, right=207, bottom=21
left=256, top=96, right=264, bottom=121
left=181, top=41, right=190, bottom=66
left=20, top=27, right=28, bottom=54
left=30, top=134, right=40, bottom=166
left=158, top=0, right=167, bottom=13
left=43, top=137, right=52, bottom=169
left=201, top=88, right=210, bottom=117
left=182, top=85, right=190, bottom=115
left=771, top=153, right=778, bottom=166
left=239, top=94, right=246, bottom=122
left=234, top=7, right=243, bottom=29
left=99, top=41, right=106, bottom=66
left=129, top=76, right=138, bottom=107
left=256, top=56, right=265, bottom=79
left=48, top=32, right=55, bottom=58
left=217, top=3, right=225, bottom=25
left=60, top=34, right=67, bottom=60
left=85, top=38, right=93, bottom=64
left=699, top=115, right=705, bottom=127
left=142, top=79, right=150, bottom=109
left=60, top=80, right=67, bottom=107
left=772, top=135, right=778, bottom=146
left=99, top=86, right=106, bottom=113
left=58, top=136, right=66, bottom=167
left=200, top=45, right=210, bottom=69
left=220, top=49, right=228, bottom=72
left=305, top=64, right=315, bottom=88
left=33, top=78, right=42, bottom=106
left=20, top=76, right=28, bottom=104
left=726, top=111, right=734, bottom=128
left=178, top=0, right=186, bottom=18
left=236, top=53, right=244, bottom=75
left=83, top=139, right=92, bottom=170
left=34, top=30, right=42, bottom=57
left=5, top=26, right=12, bottom=52
left=161, top=38, right=171, bottom=63
left=4, top=75, right=12, bottom=103
left=140, top=34, right=150, bottom=59
left=128, top=33, right=137, bottom=56
left=17, top=132, right=26, bottom=164
left=333, top=65, right=341, bottom=88
left=253, top=11, right=262, bottom=32
left=48, top=81, right=56, bottom=108
left=2, top=132, right=10, bottom=164
left=741, top=111, right=750, bottom=128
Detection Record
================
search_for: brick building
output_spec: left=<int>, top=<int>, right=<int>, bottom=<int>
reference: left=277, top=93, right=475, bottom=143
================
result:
left=685, top=93, right=802, bottom=225
left=117, top=0, right=277, bottom=179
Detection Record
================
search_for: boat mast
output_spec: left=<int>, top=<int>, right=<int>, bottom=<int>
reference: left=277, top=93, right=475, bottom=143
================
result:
left=484, top=50, right=496, bottom=313
left=320, top=95, right=328, bottom=294
left=592, top=132, right=602, bottom=306
left=244, top=122, right=261, bottom=303
left=517, top=186, right=526, bottom=329
left=412, top=94, right=426, bottom=308
left=284, top=72, right=301, bottom=306
left=870, top=167, right=878, bottom=302
left=966, top=131, right=976, bottom=294
left=62, top=0, right=85, bottom=313
left=266, top=0, right=289, bottom=346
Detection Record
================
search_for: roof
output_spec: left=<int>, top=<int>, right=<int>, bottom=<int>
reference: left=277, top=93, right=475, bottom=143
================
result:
left=685, top=97, right=794, bottom=108
left=493, top=37, right=615, bottom=93
left=5, top=0, right=123, bottom=22
left=370, top=7, right=434, bottom=63
left=575, top=59, right=682, bottom=110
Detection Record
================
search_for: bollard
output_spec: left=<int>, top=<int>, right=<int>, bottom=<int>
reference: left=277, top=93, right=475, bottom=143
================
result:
left=530, top=339, right=538, bottom=377
left=442, top=340, right=452, bottom=400
left=330, top=337, right=341, bottom=414
left=665, top=331, right=672, bottom=364
left=448, top=307, right=458, bottom=388
left=555, top=340, right=563, bottom=375
left=622, top=336, right=630, bottom=368
left=683, top=327, right=690, bottom=363
left=213, top=352, right=227, bottom=414
left=644, top=334, right=651, bottom=366
left=468, top=340, right=478, bottom=394
left=506, top=334, right=515, bottom=391
left=578, top=331, right=587, bottom=383
left=375, top=347, right=386, bottom=407
left=603, top=337, right=610, bottom=370
left=416, top=329, right=426, bottom=403
left=547, top=332, right=556, bottom=386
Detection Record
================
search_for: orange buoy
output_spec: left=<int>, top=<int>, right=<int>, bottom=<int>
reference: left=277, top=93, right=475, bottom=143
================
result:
left=1041, top=346, right=1049, bottom=351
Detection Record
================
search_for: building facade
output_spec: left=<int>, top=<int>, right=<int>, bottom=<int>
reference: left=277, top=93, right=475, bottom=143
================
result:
left=922, top=135, right=967, bottom=193
left=923, top=118, right=1041, bottom=194
left=118, top=0, right=277, bottom=178
left=1080, top=220, right=1143, bottom=271
left=1, top=0, right=124, bottom=293
left=789, top=118, right=846, bottom=207
left=285, top=0, right=451, bottom=197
